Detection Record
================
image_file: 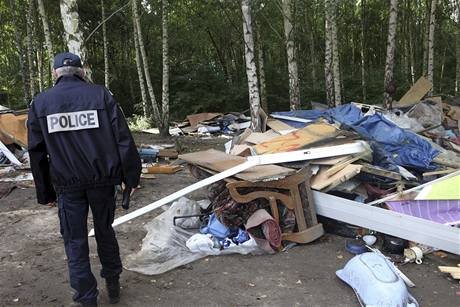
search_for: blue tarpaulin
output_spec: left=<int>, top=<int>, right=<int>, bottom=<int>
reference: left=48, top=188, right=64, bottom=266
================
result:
left=272, top=104, right=439, bottom=171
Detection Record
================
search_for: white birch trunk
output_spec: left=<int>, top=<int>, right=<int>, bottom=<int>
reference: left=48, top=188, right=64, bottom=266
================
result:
left=101, top=0, right=109, bottom=88
left=9, top=0, right=29, bottom=102
left=456, top=0, right=460, bottom=94
left=133, top=17, right=148, bottom=117
left=427, top=0, right=437, bottom=90
left=59, top=0, right=92, bottom=81
left=132, top=0, right=161, bottom=124
left=37, top=50, right=43, bottom=92
left=330, top=0, right=341, bottom=105
left=37, top=0, right=53, bottom=84
left=241, top=0, right=262, bottom=132
left=324, top=0, right=334, bottom=107
left=256, top=25, right=268, bottom=112
left=161, top=0, right=170, bottom=137
left=383, top=0, right=399, bottom=109
left=26, top=0, right=35, bottom=98
left=282, top=0, right=300, bottom=110
left=360, top=0, right=366, bottom=102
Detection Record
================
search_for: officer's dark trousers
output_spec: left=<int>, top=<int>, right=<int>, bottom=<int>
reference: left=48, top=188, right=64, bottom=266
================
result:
left=58, top=186, right=122, bottom=304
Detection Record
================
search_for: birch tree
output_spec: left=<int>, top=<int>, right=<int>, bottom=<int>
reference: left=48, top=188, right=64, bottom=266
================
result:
left=26, top=0, right=35, bottom=98
left=132, top=0, right=167, bottom=133
left=241, top=0, right=262, bottom=131
left=330, top=0, right=341, bottom=105
left=101, top=0, right=109, bottom=88
left=427, top=0, right=437, bottom=90
left=37, top=0, right=53, bottom=84
left=383, top=0, right=399, bottom=109
left=9, top=0, right=29, bottom=102
left=361, top=0, right=367, bottom=102
left=456, top=0, right=460, bottom=94
left=281, top=0, right=300, bottom=110
left=59, top=0, right=92, bottom=81
left=133, top=19, right=148, bottom=117
left=256, top=23, right=268, bottom=112
left=324, top=0, right=334, bottom=107
left=161, top=0, right=170, bottom=137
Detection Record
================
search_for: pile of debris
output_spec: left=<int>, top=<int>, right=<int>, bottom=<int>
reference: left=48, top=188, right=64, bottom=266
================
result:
left=0, top=106, right=32, bottom=198
left=123, top=77, right=459, bottom=305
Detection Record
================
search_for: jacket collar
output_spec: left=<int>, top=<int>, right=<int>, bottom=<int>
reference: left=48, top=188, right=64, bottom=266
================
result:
left=54, top=74, right=86, bottom=86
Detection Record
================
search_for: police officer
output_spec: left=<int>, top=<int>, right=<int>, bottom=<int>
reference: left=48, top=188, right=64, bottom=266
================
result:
left=28, top=52, right=141, bottom=307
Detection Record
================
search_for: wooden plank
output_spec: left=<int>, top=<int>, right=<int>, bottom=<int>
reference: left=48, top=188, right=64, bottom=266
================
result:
left=311, top=164, right=362, bottom=191
left=253, top=123, right=337, bottom=154
left=359, top=162, right=402, bottom=181
left=324, top=152, right=370, bottom=176
left=423, top=168, right=455, bottom=177
left=244, top=130, right=279, bottom=144
left=438, top=266, right=460, bottom=273
left=186, top=113, right=221, bottom=129
left=145, top=165, right=181, bottom=174
left=158, top=150, right=178, bottom=158
left=229, top=144, right=252, bottom=157
left=310, top=155, right=351, bottom=166
left=397, top=76, right=433, bottom=106
left=266, top=118, right=296, bottom=134
left=179, top=149, right=295, bottom=181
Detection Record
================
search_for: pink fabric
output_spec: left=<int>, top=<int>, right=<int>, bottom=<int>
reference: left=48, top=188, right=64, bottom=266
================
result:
left=245, top=209, right=282, bottom=253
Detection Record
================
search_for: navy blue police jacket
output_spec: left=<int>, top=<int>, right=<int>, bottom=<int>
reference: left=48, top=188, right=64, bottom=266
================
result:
left=27, top=75, right=141, bottom=204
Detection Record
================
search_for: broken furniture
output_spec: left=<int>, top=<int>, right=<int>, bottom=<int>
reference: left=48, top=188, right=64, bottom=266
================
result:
left=227, top=167, right=324, bottom=244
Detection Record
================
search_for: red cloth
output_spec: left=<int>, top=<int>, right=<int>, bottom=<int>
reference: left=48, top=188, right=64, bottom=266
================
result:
left=245, top=209, right=282, bottom=253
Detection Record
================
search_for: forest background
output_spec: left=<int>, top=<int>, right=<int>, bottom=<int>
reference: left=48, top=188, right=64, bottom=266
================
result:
left=1, top=0, right=459, bottom=134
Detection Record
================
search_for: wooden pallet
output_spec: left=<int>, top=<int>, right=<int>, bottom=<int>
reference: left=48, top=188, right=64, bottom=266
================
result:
left=438, top=265, right=460, bottom=282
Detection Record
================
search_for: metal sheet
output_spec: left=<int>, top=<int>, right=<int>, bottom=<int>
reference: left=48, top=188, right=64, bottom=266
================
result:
left=313, top=191, right=460, bottom=255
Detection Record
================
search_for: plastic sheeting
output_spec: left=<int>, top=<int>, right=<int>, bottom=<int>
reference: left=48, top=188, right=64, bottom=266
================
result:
left=272, top=104, right=439, bottom=171
left=124, top=197, right=263, bottom=275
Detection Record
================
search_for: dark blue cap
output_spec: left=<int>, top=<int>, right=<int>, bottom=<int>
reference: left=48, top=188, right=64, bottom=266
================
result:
left=53, top=52, right=83, bottom=69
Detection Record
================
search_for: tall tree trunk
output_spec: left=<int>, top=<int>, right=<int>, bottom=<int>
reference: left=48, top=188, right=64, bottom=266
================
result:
left=37, top=50, right=44, bottom=92
left=456, top=0, right=460, bottom=94
left=324, top=0, right=334, bottom=107
left=9, top=0, right=29, bottom=102
left=59, top=0, right=92, bottom=81
left=131, top=0, right=161, bottom=124
left=160, top=0, right=170, bottom=137
left=101, top=0, right=109, bottom=88
left=330, top=0, right=341, bottom=105
left=37, top=0, right=53, bottom=85
left=439, top=46, right=446, bottom=93
left=282, top=0, right=300, bottom=110
left=422, top=0, right=430, bottom=76
left=241, top=0, right=261, bottom=132
left=383, top=0, right=399, bottom=109
left=427, top=0, right=437, bottom=93
left=360, top=0, right=366, bottom=103
left=408, top=0, right=416, bottom=85
left=306, top=9, right=317, bottom=90
left=132, top=17, right=148, bottom=117
left=26, top=0, right=35, bottom=98
left=256, top=24, right=268, bottom=112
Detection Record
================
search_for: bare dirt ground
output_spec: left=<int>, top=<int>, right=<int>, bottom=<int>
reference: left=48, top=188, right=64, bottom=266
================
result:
left=1, top=133, right=459, bottom=306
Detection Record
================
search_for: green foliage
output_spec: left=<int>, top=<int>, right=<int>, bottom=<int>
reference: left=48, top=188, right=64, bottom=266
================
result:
left=127, top=114, right=153, bottom=131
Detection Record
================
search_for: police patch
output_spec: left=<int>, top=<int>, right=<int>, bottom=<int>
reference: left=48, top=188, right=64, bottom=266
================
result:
left=47, top=110, right=99, bottom=133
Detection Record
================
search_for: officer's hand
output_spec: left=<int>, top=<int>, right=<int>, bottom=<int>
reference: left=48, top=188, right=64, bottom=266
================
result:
left=47, top=201, right=56, bottom=208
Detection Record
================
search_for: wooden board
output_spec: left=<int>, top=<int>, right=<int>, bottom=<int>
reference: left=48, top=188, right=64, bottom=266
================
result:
left=359, top=163, right=402, bottom=181
left=244, top=130, right=279, bottom=144
left=253, top=123, right=337, bottom=154
left=179, top=149, right=295, bottom=181
left=311, top=164, right=362, bottom=191
left=310, top=155, right=352, bottom=166
left=145, top=165, right=181, bottom=174
left=186, top=113, right=221, bottom=128
left=397, top=77, right=433, bottom=106
left=0, top=113, right=28, bottom=147
left=229, top=144, right=252, bottom=157
left=158, top=150, right=179, bottom=159
left=266, top=118, right=296, bottom=135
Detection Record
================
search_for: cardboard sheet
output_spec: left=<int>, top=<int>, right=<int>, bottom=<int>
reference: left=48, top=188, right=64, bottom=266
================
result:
left=266, top=119, right=297, bottom=135
left=179, top=149, right=294, bottom=181
left=397, top=77, right=433, bottom=106
left=253, top=123, right=337, bottom=154
left=186, top=113, right=221, bottom=129
left=244, top=130, right=279, bottom=145
left=311, top=164, right=362, bottom=191
left=0, top=113, right=28, bottom=147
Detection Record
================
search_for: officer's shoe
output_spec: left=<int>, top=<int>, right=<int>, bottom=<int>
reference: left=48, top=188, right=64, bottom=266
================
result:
left=106, top=277, right=120, bottom=304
